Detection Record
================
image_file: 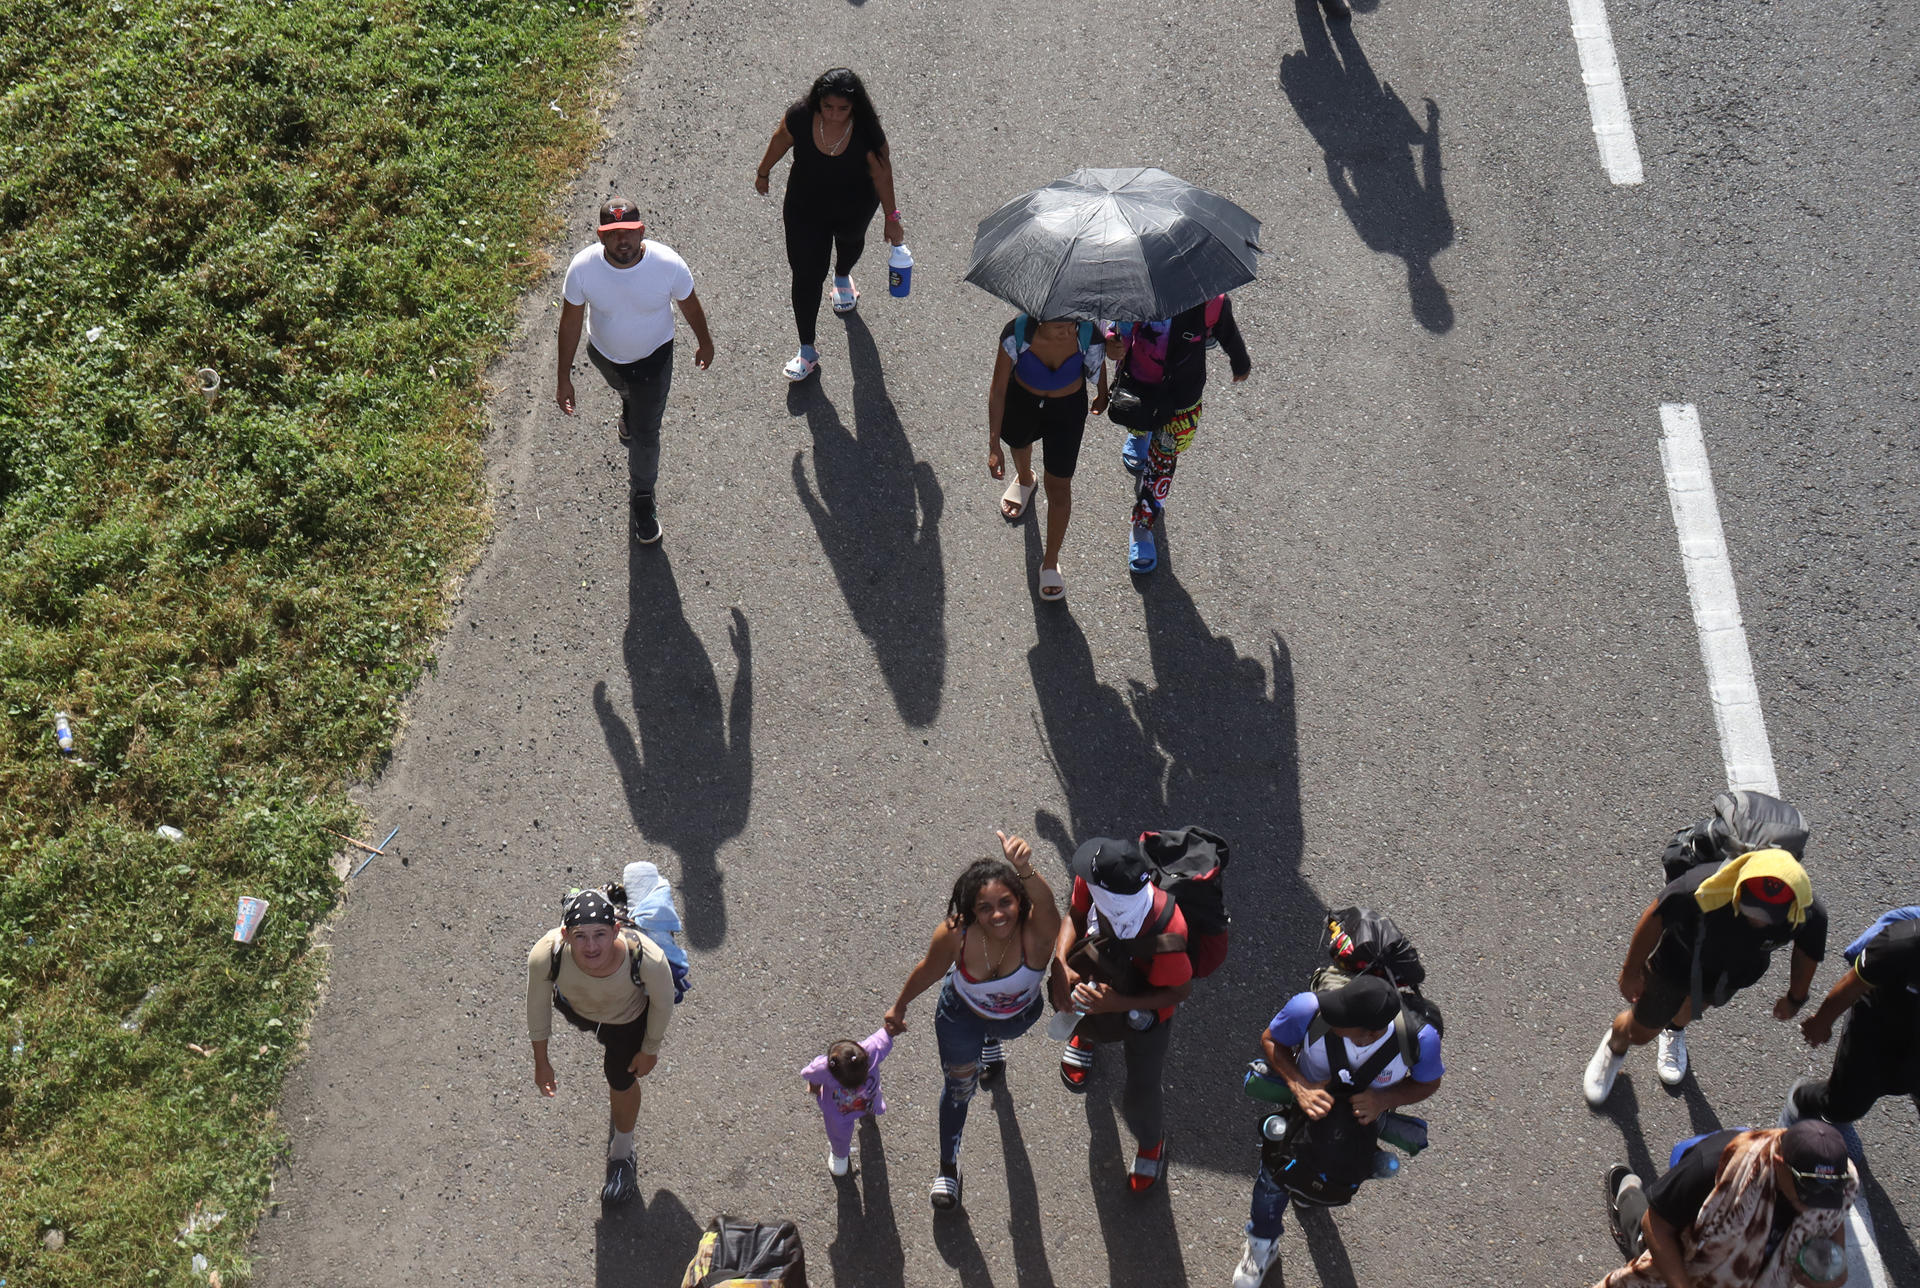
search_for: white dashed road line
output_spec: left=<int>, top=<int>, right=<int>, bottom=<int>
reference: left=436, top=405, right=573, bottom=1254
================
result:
left=1568, top=0, right=1645, bottom=185
left=1658, top=403, right=1778, bottom=795
left=1659, top=403, right=1892, bottom=1288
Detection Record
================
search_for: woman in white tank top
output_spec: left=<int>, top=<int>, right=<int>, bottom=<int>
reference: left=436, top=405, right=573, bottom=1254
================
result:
left=883, top=831, right=1062, bottom=1211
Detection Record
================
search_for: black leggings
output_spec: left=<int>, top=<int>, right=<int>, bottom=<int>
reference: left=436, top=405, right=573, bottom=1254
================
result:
left=784, top=201, right=878, bottom=346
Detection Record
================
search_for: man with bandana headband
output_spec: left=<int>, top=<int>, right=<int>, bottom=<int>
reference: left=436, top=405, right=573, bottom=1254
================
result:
left=526, top=888, right=677, bottom=1204
left=1051, top=837, right=1195, bottom=1194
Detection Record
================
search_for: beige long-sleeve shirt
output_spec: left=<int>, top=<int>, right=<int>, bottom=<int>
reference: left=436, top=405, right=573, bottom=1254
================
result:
left=526, top=927, right=674, bottom=1055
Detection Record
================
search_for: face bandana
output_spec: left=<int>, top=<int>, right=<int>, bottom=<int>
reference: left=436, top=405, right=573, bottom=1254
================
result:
left=1088, top=881, right=1154, bottom=940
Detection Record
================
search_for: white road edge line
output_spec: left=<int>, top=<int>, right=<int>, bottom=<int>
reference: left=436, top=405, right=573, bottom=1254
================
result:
left=1568, top=0, right=1645, bottom=185
left=1658, top=403, right=1777, bottom=796
left=1658, top=402, right=1892, bottom=1288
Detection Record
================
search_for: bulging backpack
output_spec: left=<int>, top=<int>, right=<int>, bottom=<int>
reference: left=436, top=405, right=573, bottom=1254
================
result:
left=551, top=861, right=692, bottom=1003
left=1138, top=826, right=1232, bottom=978
left=680, top=1216, right=806, bottom=1288
left=1305, top=906, right=1443, bottom=1068
left=1661, top=790, right=1808, bottom=882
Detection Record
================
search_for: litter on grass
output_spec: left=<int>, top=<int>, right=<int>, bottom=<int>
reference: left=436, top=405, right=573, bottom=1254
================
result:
left=179, top=1204, right=226, bottom=1239
left=156, top=825, right=186, bottom=842
left=233, top=896, right=269, bottom=943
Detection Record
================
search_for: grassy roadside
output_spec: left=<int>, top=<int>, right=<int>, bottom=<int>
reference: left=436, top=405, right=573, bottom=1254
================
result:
left=0, top=1, right=624, bottom=1281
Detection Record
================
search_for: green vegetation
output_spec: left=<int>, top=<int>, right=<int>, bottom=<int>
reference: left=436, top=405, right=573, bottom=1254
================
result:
left=0, top=0, right=623, bottom=1280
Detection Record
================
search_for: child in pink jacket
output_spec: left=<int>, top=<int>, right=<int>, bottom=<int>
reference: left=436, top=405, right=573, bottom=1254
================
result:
left=800, top=1026, right=893, bottom=1176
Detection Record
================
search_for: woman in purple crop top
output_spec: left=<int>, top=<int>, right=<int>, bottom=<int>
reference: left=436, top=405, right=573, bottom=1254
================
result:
left=884, top=831, right=1062, bottom=1210
left=986, top=315, right=1110, bottom=601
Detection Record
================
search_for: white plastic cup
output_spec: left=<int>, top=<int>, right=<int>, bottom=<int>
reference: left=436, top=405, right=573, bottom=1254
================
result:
left=233, top=896, right=270, bottom=943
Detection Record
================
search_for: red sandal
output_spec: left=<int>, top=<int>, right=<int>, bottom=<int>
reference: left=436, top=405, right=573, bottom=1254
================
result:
left=1059, top=1032, right=1094, bottom=1093
left=1129, top=1138, right=1167, bottom=1193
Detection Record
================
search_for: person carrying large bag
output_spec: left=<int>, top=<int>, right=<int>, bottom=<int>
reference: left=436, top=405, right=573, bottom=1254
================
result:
left=1232, top=969, right=1444, bottom=1288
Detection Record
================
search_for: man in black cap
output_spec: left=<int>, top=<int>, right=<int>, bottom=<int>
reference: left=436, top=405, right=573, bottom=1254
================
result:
left=1599, top=1119, right=1856, bottom=1288
left=525, top=888, right=676, bottom=1203
left=1782, top=906, right=1920, bottom=1129
left=556, top=196, right=715, bottom=544
left=1231, top=973, right=1444, bottom=1288
left=1051, top=837, right=1194, bottom=1193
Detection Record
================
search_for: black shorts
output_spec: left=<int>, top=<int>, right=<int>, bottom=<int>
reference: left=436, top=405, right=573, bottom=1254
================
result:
left=1632, top=969, right=1731, bottom=1031
left=1000, top=383, right=1088, bottom=479
left=554, top=991, right=651, bottom=1091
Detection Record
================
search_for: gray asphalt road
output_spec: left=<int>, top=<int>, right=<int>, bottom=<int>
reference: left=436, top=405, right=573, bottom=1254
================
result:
left=250, top=1, right=1917, bottom=1285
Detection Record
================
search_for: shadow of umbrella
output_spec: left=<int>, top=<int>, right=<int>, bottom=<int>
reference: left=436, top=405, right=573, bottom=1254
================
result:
left=1281, top=0, right=1455, bottom=332
left=790, top=313, right=947, bottom=726
left=593, top=546, right=752, bottom=950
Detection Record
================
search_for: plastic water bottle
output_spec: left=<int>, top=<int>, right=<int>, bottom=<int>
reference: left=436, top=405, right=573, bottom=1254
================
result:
left=1371, top=1150, right=1401, bottom=1180
left=53, top=712, right=76, bottom=757
left=888, top=243, right=913, bottom=297
left=1126, top=1008, right=1154, bottom=1030
left=1260, top=1114, right=1289, bottom=1143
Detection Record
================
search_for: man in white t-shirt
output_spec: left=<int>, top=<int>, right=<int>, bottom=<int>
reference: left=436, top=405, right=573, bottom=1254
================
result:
left=556, top=196, right=715, bottom=544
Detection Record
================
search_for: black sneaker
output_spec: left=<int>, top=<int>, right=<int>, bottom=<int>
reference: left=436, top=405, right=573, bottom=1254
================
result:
left=630, top=492, right=661, bottom=544
left=602, top=1154, right=639, bottom=1204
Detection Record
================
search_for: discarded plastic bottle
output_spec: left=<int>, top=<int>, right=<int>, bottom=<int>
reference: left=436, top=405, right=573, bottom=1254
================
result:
left=888, top=243, right=913, bottom=297
left=53, top=712, right=76, bottom=757
left=155, top=826, right=185, bottom=843
left=1260, top=1114, right=1290, bottom=1143
left=1126, top=1008, right=1154, bottom=1030
left=1371, top=1150, right=1401, bottom=1180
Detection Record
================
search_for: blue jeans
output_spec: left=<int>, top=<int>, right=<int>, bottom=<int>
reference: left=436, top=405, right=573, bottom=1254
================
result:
left=1248, top=1164, right=1291, bottom=1239
left=933, top=979, right=1043, bottom=1166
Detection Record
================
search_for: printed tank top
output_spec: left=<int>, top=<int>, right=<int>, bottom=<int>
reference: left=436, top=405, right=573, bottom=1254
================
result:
left=948, top=927, right=1046, bottom=1018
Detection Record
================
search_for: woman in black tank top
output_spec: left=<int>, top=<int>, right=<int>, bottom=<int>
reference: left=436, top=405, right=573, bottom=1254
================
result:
left=753, top=69, right=906, bottom=382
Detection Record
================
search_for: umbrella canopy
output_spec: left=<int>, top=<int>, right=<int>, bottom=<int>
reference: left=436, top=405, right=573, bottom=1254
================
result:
left=964, top=167, right=1262, bottom=323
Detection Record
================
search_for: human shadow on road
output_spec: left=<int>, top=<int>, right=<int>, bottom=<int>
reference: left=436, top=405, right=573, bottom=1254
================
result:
left=1597, top=1076, right=1661, bottom=1187
left=789, top=311, right=946, bottom=727
left=594, top=547, right=752, bottom=950
left=1028, top=523, right=1317, bottom=1191
left=595, top=1186, right=703, bottom=1288
left=1849, top=1135, right=1920, bottom=1281
left=1298, top=1204, right=1360, bottom=1288
left=931, top=1205, right=995, bottom=1288
left=827, top=1117, right=906, bottom=1288
left=1281, top=0, right=1455, bottom=332
left=992, top=1081, right=1059, bottom=1288
left=1084, top=1084, right=1190, bottom=1288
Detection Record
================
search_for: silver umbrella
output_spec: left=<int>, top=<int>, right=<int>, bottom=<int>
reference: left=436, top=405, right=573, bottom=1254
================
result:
left=964, top=167, right=1262, bottom=323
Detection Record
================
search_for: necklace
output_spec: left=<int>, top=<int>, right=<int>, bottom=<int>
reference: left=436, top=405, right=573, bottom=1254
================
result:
left=814, top=113, right=853, bottom=156
left=982, top=925, right=1020, bottom=978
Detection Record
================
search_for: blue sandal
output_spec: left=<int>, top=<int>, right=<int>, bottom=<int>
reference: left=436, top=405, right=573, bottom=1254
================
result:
left=1129, top=523, right=1158, bottom=574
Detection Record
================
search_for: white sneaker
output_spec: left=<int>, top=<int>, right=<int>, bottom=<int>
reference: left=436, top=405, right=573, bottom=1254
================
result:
left=828, top=1148, right=850, bottom=1177
left=1584, top=1034, right=1627, bottom=1106
left=1232, top=1235, right=1281, bottom=1288
left=1656, top=1029, right=1689, bottom=1085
